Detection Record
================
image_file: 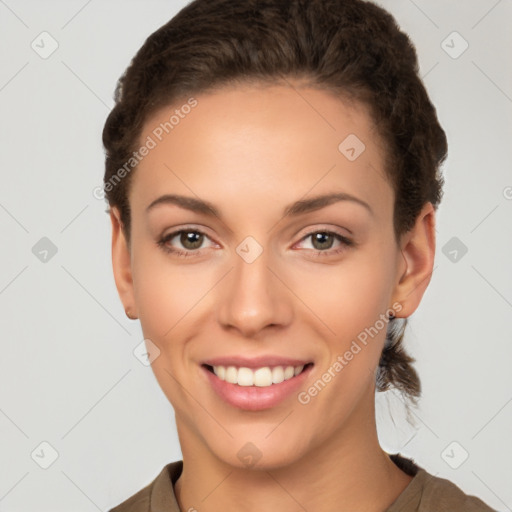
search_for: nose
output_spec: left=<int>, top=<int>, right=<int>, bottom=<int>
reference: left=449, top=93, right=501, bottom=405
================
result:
left=216, top=243, right=293, bottom=338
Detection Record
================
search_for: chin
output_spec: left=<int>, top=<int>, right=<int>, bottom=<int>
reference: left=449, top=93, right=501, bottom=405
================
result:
left=209, top=435, right=309, bottom=471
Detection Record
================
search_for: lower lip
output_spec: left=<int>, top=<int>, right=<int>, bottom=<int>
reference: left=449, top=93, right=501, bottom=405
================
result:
left=201, top=364, right=313, bottom=411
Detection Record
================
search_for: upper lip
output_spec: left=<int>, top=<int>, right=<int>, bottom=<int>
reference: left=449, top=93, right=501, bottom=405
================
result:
left=202, top=355, right=313, bottom=369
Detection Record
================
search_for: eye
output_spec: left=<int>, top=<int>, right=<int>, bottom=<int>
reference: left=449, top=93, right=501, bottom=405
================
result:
left=157, top=228, right=215, bottom=257
left=295, top=229, right=354, bottom=257
left=157, top=227, right=354, bottom=259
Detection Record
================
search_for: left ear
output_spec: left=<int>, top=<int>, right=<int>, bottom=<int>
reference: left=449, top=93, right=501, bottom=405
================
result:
left=390, top=201, right=436, bottom=318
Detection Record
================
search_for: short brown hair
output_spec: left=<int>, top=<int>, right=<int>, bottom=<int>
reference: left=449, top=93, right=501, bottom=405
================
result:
left=102, top=0, right=448, bottom=407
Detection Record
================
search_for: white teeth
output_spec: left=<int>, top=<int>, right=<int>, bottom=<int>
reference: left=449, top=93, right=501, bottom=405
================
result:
left=294, top=365, right=304, bottom=376
left=212, top=364, right=306, bottom=387
left=216, top=365, right=226, bottom=380
left=272, top=366, right=284, bottom=384
left=225, top=366, right=237, bottom=384
left=237, top=367, right=254, bottom=386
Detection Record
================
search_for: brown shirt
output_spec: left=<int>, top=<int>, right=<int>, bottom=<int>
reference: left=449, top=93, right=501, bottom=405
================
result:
left=109, top=453, right=496, bottom=511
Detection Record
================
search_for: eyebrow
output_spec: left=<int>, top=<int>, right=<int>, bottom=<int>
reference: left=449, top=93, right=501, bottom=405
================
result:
left=145, top=192, right=373, bottom=219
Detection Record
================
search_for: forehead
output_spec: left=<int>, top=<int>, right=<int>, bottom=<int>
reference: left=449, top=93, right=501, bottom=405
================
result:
left=129, top=83, right=392, bottom=222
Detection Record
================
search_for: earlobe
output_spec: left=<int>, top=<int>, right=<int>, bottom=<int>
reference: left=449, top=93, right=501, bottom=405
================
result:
left=391, top=202, right=436, bottom=318
left=110, top=207, right=138, bottom=319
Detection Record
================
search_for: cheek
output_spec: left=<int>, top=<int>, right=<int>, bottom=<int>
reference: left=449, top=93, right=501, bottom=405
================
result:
left=131, top=240, right=180, bottom=337
left=290, top=249, right=394, bottom=338
left=285, top=249, right=396, bottom=401
left=130, top=249, right=213, bottom=406
left=130, top=238, right=227, bottom=373
left=132, top=257, right=209, bottom=342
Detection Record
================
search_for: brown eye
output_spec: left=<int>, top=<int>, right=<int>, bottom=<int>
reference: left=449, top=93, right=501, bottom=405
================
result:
left=157, top=228, right=214, bottom=257
left=295, top=229, right=354, bottom=257
left=178, top=231, right=204, bottom=250
left=310, top=232, right=336, bottom=251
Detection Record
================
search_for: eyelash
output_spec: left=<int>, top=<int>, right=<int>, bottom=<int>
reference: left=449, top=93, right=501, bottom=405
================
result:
left=156, top=227, right=354, bottom=259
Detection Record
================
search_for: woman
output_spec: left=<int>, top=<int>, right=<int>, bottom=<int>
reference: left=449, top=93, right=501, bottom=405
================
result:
left=102, top=0, right=496, bottom=510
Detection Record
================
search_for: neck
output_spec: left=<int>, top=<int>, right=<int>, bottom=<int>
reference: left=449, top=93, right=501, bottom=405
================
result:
left=174, top=394, right=413, bottom=512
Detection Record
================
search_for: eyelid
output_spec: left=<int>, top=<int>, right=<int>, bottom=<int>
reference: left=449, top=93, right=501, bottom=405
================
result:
left=295, top=224, right=352, bottom=241
left=163, top=223, right=216, bottom=237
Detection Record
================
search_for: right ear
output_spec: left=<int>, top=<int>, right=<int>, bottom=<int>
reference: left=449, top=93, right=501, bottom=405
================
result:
left=110, top=206, right=137, bottom=318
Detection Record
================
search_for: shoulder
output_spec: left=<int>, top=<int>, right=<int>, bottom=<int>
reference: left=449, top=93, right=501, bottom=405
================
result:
left=387, top=453, right=496, bottom=512
left=109, top=481, right=152, bottom=512
left=417, top=470, right=497, bottom=512
left=108, top=461, right=182, bottom=512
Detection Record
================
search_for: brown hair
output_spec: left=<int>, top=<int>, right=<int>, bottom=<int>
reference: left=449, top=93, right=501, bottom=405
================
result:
left=102, top=0, right=448, bottom=408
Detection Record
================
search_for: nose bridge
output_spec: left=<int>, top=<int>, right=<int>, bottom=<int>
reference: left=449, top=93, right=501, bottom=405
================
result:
left=216, top=235, right=291, bottom=336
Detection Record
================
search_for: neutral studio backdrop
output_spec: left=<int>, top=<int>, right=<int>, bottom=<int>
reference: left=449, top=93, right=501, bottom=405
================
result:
left=1, top=1, right=511, bottom=510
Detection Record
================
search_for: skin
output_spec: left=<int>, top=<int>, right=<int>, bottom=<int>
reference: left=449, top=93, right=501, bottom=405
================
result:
left=110, top=81, right=436, bottom=512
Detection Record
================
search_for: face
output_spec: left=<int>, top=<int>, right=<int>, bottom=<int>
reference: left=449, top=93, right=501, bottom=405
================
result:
left=110, top=81, right=435, bottom=470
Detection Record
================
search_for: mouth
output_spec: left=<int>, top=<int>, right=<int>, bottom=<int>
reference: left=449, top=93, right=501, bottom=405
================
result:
left=201, top=362, right=314, bottom=411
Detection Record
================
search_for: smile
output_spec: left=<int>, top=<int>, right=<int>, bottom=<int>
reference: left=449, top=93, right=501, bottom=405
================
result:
left=205, top=363, right=313, bottom=387
left=201, top=363, right=314, bottom=411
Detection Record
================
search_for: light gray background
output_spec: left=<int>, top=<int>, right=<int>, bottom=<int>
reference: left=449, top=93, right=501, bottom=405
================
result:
left=1, top=1, right=511, bottom=511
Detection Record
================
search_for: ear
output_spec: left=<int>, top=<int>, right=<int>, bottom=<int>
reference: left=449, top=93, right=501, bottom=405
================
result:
left=390, top=202, right=436, bottom=318
left=110, top=206, right=137, bottom=319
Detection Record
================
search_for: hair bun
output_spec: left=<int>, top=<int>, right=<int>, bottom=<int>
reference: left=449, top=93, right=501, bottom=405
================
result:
left=376, top=318, right=421, bottom=407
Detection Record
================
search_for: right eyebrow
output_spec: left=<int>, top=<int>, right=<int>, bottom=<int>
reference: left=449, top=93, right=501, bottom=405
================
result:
left=146, top=194, right=219, bottom=217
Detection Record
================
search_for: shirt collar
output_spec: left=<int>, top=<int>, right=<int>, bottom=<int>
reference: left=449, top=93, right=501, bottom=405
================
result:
left=149, top=460, right=183, bottom=512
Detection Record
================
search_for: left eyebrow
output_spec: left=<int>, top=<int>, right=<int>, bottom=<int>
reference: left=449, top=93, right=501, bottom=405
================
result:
left=282, top=192, right=373, bottom=218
